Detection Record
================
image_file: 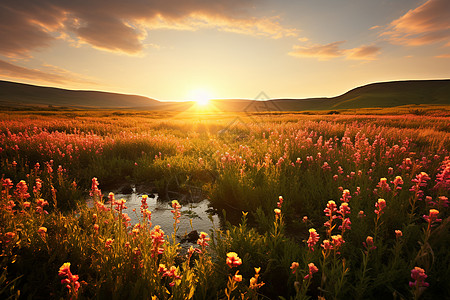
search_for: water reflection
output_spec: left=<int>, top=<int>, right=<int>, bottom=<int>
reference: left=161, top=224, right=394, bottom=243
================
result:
left=99, top=187, right=219, bottom=238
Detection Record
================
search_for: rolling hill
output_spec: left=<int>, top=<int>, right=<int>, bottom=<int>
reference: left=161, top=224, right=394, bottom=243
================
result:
left=0, top=79, right=449, bottom=111
left=0, top=80, right=160, bottom=108
left=268, top=79, right=450, bottom=111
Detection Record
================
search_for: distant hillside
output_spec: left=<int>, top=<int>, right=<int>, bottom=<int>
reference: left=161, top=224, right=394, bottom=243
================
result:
left=268, top=80, right=450, bottom=111
left=0, top=80, right=160, bottom=108
left=0, top=79, right=449, bottom=111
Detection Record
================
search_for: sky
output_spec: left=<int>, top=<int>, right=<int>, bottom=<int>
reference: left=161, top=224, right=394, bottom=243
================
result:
left=0, top=0, right=449, bottom=101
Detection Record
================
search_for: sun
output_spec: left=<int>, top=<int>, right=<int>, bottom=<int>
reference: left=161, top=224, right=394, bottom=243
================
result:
left=190, top=89, right=212, bottom=107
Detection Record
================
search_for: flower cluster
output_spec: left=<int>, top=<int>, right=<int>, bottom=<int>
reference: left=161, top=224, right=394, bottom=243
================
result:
left=171, top=200, right=181, bottom=224
left=58, top=262, right=81, bottom=296
left=304, top=263, right=318, bottom=280
left=307, top=228, right=320, bottom=251
left=226, top=252, right=242, bottom=268
left=150, top=226, right=165, bottom=257
left=409, top=267, right=429, bottom=288
left=158, top=264, right=181, bottom=287
left=374, top=199, right=386, bottom=216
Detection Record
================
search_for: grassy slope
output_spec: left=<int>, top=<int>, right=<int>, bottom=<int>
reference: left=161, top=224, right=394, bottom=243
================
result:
left=270, top=79, right=450, bottom=111
left=1, top=79, right=449, bottom=110
left=0, top=80, right=160, bottom=108
left=330, top=79, right=450, bottom=109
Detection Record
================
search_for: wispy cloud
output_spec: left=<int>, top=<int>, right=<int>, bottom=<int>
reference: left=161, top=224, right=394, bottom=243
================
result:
left=289, top=42, right=380, bottom=61
left=381, top=0, right=450, bottom=46
left=289, top=41, right=345, bottom=60
left=0, top=0, right=297, bottom=56
left=0, top=59, right=97, bottom=85
left=344, top=45, right=381, bottom=60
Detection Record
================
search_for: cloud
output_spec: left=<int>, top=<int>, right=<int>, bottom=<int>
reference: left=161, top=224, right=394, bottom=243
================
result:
left=289, top=42, right=380, bottom=61
left=0, top=59, right=96, bottom=85
left=344, top=45, right=381, bottom=60
left=435, top=53, right=450, bottom=58
left=0, top=0, right=297, bottom=56
left=0, top=2, right=58, bottom=58
left=289, top=41, right=345, bottom=60
left=381, top=0, right=450, bottom=46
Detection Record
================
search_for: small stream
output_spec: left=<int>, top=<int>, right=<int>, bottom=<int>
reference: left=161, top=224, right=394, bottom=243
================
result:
left=89, top=186, right=220, bottom=239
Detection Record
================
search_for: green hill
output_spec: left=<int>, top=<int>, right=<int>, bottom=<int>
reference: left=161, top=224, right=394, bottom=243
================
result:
left=0, top=80, right=160, bottom=108
left=0, top=79, right=449, bottom=111
left=269, top=80, right=450, bottom=111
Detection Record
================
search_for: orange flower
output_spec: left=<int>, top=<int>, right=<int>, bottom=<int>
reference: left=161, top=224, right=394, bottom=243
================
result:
left=58, top=262, right=71, bottom=277
left=105, top=238, right=114, bottom=250
left=307, top=228, right=320, bottom=251
left=290, top=262, right=299, bottom=274
left=274, top=208, right=281, bottom=219
left=304, top=263, right=319, bottom=280
left=226, top=252, right=242, bottom=268
left=375, top=199, right=386, bottom=215
left=38, top=226, right=47, bottom=237
left=233, top=271, right=243, bottom=282
left=197, top=231, right=210, bottom=248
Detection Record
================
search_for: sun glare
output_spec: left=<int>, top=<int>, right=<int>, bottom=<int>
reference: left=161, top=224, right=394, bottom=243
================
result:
left=190, top=89, right=212, bottom=107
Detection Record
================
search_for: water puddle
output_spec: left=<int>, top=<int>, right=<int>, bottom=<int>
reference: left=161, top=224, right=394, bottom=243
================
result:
left=88, top=186, right=219, bottom=239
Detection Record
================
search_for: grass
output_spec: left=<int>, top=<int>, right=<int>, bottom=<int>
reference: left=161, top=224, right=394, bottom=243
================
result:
left=0, top=109, right=449, bottom=299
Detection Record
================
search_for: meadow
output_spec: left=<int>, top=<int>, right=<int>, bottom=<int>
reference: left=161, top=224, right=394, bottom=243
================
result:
left=0, top=109, right=449, bottom=299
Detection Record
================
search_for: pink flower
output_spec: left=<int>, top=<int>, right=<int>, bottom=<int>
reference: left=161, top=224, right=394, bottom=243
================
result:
left=331, top=235, right=345, bottom=250
left=423, top=209, right=442, bottom=227
left=307, top=228, right=320, bottom=251
left=58, top=262, right=81, bottom=294
left=410, top=172, right=430, bottom=200
left=438, top=196, right=449, bottom=208
left=277, top=196, right=284, bottom=208
left=395, top=230, right=402, bottom=239
left=197, top=232, right=210, bottom=248
left=226, top=252, right=242, bottom=268
left=324, top=201, right=337, bottom=217
left=340, top=189, right=351, bottom=202
left=274, top=208, right=281, bottom=219
left=290, top=262, right=299, bottom=274
left=392, top=176, right=404, bottom=190
left=376, top=178, right=391, bottom=192
left=375, top=199, right=386, bottom=216
left=114, top=199, right=127, bottom=211
left=15, top=180, right=30, bottom=200
left=304, top=263, right=319, bottom=280
left=90, top=177, right=102, bottom=198
left=409, top=267, right=429, bottom=288
left=363, top=236, right=376, bottom=251
left=321, top=239, right=332, bottom=250
left=38, top=227, right=47, bottom=237
left=150, top=226, right=165, bottom=257
left=171, top=200, right=181, bottom=224
left=434, top=157, right=450, bottom=190
left=105, top=238, right=114, bottom=250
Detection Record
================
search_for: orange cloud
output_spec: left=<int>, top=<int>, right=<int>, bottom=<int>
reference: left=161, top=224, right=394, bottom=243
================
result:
left=344, top=45, right=381, bottom=60
left=289, top=42, right=380, bottom=61
left=0, top=59, right=97, bottom=85
left=382, top=0, right=450, bottom=46
left=289, top=41, right=345, bottom=60
left=0, top=0, right=297, bottom=56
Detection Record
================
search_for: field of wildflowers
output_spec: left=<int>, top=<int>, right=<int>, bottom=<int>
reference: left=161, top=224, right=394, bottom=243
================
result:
left=0, top=110, right=449, bottom=299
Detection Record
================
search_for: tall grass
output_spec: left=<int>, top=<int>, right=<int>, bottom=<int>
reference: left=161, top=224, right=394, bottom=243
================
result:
left=0, top=110, right=449, bottom=299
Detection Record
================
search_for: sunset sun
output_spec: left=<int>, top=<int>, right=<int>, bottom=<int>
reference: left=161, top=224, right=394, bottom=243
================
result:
left=190, top=89, right=212, bottom=107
